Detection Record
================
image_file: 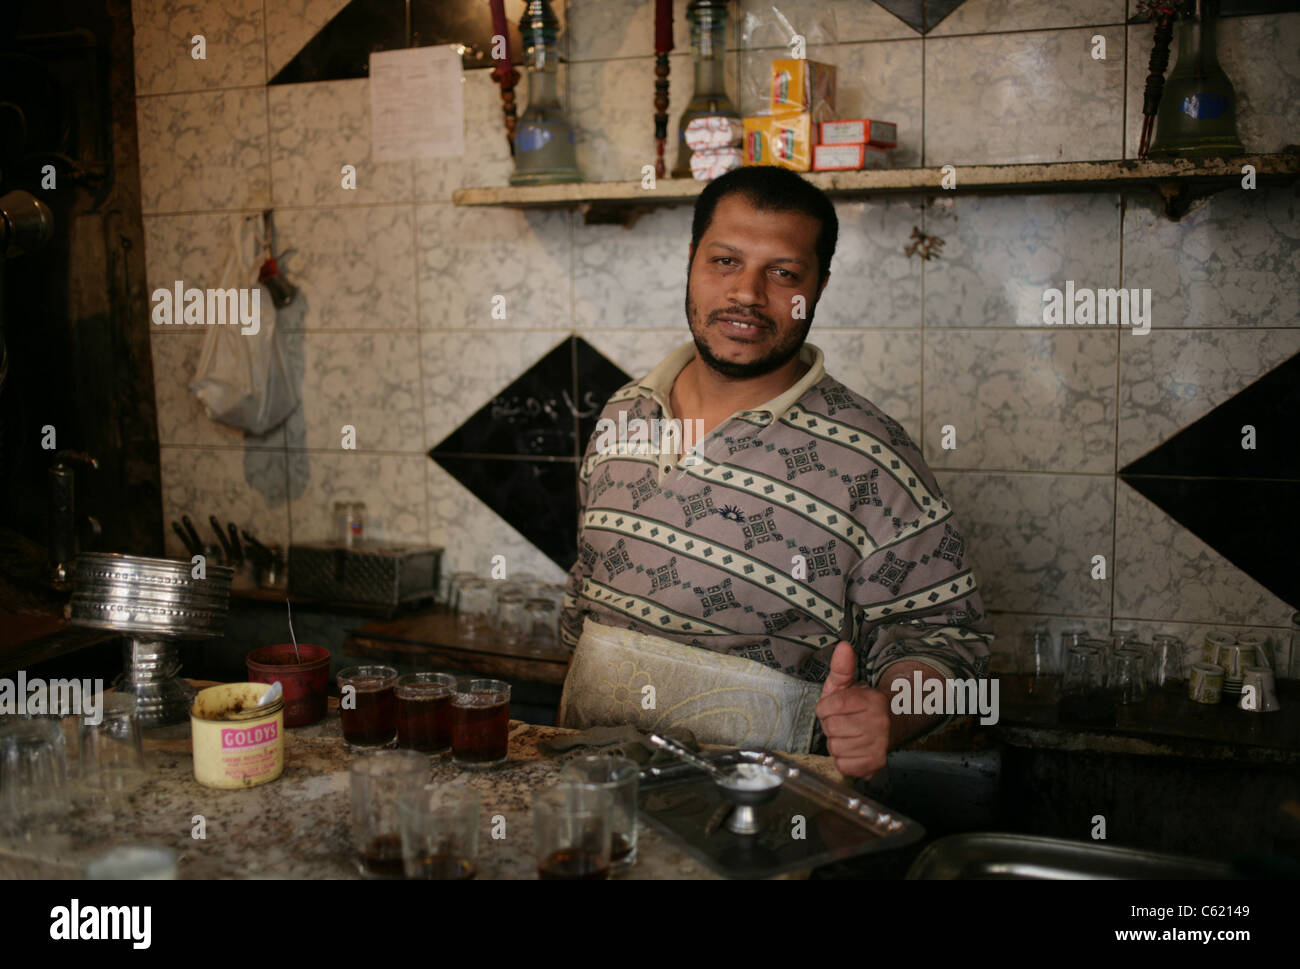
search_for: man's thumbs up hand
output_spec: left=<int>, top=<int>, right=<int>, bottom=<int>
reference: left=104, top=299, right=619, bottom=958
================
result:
left=814, top=640, right=890, bottom=780
left=820, top=640, right=858, bottom=697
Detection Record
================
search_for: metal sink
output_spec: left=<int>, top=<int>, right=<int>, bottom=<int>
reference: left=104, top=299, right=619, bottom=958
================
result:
left=906, top=833, right=1238, bottom=879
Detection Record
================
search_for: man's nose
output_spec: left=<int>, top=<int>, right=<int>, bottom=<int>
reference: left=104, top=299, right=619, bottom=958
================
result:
left=726, top=264, right=767, bottom=308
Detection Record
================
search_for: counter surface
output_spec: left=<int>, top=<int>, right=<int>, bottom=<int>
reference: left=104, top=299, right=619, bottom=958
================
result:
left=0, top=697, right=845, bottom=880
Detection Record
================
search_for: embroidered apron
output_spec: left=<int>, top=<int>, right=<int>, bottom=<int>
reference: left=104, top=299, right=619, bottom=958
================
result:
left=557, top=617, right=822, bottom=753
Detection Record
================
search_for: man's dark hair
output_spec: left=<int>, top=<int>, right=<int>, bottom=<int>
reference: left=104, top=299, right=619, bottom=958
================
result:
left=690, top=166, right=838, bottom=286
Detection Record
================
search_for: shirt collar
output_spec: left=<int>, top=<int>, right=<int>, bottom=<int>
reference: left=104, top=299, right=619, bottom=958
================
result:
left=636, top=341, right=826, bottom=426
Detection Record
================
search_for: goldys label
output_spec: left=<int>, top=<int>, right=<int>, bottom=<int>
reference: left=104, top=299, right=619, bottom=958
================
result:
left=221, top=722, right=279, bottom=749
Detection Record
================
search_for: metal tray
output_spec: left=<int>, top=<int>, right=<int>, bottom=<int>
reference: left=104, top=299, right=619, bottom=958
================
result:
left=906, top=833, right=1239, bottom=880
left=68, top=552, right=233, bottom=639
left=637, top=749, right=924, bottom=879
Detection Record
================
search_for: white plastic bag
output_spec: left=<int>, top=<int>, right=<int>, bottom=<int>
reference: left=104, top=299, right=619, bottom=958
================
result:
left=189, top=217, right=299, bottom=435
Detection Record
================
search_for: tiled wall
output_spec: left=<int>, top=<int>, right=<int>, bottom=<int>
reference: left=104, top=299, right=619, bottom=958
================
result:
left=134, top=0, right=1300, bottom=669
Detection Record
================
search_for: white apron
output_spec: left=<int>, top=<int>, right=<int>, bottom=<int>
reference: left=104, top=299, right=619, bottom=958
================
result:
left=557, top=617, right=822, bottom=753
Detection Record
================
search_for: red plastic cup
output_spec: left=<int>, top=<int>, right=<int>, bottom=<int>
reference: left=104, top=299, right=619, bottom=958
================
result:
left=246, top=644, right=331, bottom=727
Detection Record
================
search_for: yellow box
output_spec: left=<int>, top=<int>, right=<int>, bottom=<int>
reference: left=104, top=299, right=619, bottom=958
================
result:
left=743, top=114, right=813, bottom=172
left=770, top=59, right=836, bottom=124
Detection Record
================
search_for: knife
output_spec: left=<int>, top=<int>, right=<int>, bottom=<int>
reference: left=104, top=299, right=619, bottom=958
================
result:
left=227, top=522, right=243, bottom=566
left=210, top=515, right=233, bottom=563
left=181, top=515, right=204, bottom=555
left=172, top=521, right=197, bottom=555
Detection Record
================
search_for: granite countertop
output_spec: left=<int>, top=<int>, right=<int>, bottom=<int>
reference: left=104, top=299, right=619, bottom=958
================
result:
left=0, top=693, right=846, bottom=880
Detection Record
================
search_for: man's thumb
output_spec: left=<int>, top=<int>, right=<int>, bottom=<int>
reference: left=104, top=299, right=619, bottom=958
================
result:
left=820, top=640, right=857, bottom=697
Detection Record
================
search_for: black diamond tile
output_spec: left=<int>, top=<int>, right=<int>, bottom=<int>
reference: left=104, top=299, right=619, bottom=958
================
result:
left=871, top=0, right=969, bottom=34
left=1120, top=352, right=1300, bottom=607
left=434, top=456, right=579, bottom=569
left=430, top=336, right=630, bottom=569
left=270, top=0, right=534, bottom=85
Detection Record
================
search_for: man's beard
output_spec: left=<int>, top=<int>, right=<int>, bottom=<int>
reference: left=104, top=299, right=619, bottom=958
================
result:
left=684, top=290, right=814, bottom=379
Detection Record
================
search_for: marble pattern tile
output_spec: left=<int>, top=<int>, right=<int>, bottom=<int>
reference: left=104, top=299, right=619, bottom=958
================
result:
left=266, top=0, right=352, bottom=78
left=268, top=79, right=413, bottom=207
left=1113, top=480, right=1294, bottom=626
left=566, top=0, right=691, bottom=62
left=426, top=461, right=568, bottom=582
left=738, top=0, right=916, bottom=46
left=1122, top=182, right=1300, bottom=329
left=925, top=27, right=1125, bottom=165
left=273, top=205, right=417, bottom=330
left=132, top=0, right=265, bottom=94
left=287, top=451, right=427, bottom=544
left=158, top=447, right=289, bottom=559
left=136, top=88, right=270, bottom=213
left=280, top=331, right=424, bottom=452
left=142, top=212, right=263, bottom=298
left=936, top=470, right=1115, bottom=616
left=1125, top=15, right=1300, bottom=158
left=578, top=327, right=688, bottom=384
left=923, top=193, right=1121, bottom=328
left=925, top=329, right=1118, bottom=473
left=150, top=328, right=286, bottom=448
left=569, top=51, right=738, bottom=183
left=1118, top=328, right=1300, bottom=467
left=573, top=204, right=695, bottom=329
left=818, top=197, right=924, bottom=327
left=421, top=329, right=572, bottom=450
left=811, top=329, right=922, bottom=444
left=416, top=205, right=571, bottom=329
left=413, top=68, right=524, bottom=200
left=930, top=0, right=1124, bottom=37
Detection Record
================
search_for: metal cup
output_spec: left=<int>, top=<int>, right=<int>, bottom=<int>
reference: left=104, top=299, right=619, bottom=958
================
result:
left=1238, top=666, right=1280, bottom=713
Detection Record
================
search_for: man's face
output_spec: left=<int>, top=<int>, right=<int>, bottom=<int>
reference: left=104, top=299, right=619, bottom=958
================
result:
left=686, top=193, right=829, bottom=379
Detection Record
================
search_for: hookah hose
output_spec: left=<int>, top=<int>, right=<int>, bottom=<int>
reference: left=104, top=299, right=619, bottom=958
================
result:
left=1138, top=1, right=1181, bottom=158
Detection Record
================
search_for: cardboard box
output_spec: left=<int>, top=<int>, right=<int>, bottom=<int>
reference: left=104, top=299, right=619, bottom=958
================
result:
left=812, top=143, right=893, bottom=172
left=770, top=59, right=836, bottom=124
left=818, top=118, right=898, bottom=148
left=743, top=114, right=812, bottom=172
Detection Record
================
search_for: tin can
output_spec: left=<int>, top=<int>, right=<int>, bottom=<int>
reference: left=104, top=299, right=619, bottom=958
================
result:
left=1188, top=662, right=1225, bottom=704
left=191, top=683, right=284, bottom=789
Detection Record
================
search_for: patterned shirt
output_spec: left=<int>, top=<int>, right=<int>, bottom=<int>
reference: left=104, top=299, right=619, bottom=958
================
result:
left=560, top=341, right=993, bottom=694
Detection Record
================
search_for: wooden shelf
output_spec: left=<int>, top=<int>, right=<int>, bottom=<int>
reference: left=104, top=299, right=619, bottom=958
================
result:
left=452, top=152, right=1300, bottom=223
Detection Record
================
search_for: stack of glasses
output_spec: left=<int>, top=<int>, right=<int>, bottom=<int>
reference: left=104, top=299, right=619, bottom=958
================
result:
left=445, top=571, right=566, bottom=655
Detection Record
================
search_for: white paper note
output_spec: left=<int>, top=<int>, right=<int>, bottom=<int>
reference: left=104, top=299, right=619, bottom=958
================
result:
left=369, top=46, right=465, bottom=162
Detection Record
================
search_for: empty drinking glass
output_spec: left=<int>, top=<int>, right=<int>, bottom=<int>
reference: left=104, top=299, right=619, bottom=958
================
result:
left=560, top=754, right=639, bottom=871
left=1111, top=648, right=1148, bottom=705
left=532, top=782, right=614, bottom=881
left=79, top=694, right=147, bottom=796
left=349, top=750, right=429, bottom=879
left=523, top=597, right=559, bottom=654
left=496, top=591, right=529, bottom=646
left=456, top=579, right=495, bottom=642
left=1149, top=634, right=1185, bottom=686
left=398, top=785, right=480, bottom=880
left=0, top=717, right=69, bottom=833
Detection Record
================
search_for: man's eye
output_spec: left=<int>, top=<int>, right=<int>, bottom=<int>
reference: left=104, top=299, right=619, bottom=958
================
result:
left=714, top=257, right=735, bottom=266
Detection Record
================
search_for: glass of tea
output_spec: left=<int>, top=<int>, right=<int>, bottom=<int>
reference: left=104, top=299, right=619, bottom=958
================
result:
left=560, top=754, right=639, bottom=871
left=450, top=679, right=511, bottom=768
left=337, top=665, right=398, bottom=752
left=348, top=750, right=429, bottom=878
left=395, top=673, right=457, bottom=754
left=398, top=784, right=480, bottom=880
left=532, top=782, right=613, bottom=881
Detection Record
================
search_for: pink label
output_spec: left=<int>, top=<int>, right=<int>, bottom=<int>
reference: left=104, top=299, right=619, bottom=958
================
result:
left=221, top=722, right=279, bottom=749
